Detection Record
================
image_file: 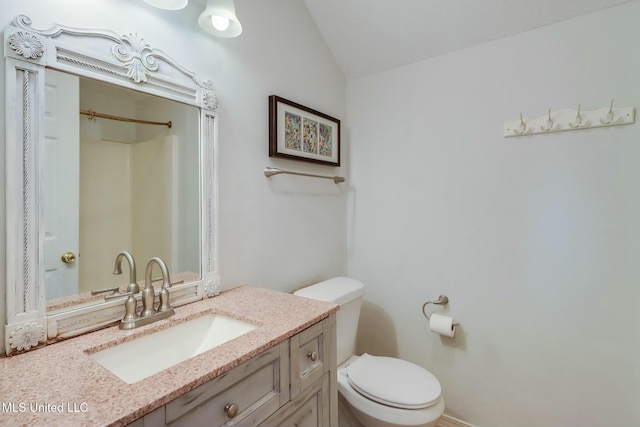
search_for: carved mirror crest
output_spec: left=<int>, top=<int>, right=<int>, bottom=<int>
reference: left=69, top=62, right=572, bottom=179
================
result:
left=4, top=15, right=220, bottom=355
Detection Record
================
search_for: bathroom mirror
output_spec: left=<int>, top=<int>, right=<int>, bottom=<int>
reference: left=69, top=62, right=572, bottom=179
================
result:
left=4, top=15, right=220, bottom=355
left=44, top=75, right=201, bottom=307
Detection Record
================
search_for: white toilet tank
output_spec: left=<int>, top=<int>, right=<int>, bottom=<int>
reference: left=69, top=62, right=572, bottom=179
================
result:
left=293, top=277, right=364, bottom=365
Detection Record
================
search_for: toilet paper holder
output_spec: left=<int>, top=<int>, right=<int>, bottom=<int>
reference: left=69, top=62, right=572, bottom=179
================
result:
left=422, top=295, right=459, bottom=326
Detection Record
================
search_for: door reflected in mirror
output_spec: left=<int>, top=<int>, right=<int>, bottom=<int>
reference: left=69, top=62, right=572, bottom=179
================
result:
left=45, top=70, right=201, bottom=311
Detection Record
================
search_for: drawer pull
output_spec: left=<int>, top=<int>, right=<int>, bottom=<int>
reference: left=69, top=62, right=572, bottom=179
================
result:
left=224, top=403, right=239, bottom=418
left=307, top=351, right=318, bottom=362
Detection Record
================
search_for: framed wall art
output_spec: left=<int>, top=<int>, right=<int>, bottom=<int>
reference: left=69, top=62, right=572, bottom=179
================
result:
left=269, top=95, right=340, bottom=166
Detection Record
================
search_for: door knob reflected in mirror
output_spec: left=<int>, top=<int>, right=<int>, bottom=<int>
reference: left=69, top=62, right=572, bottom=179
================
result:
left=61, top=252, right=77, bottom=264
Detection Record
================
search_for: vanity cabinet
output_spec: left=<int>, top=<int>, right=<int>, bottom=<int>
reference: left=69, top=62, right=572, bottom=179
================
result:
left=261, top=313, right=337, bottom=427
left=129, top=314, right=336, bottom=427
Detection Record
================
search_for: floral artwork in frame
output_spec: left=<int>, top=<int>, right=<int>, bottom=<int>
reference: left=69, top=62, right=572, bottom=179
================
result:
left=269, top=95, right=340, bottom=166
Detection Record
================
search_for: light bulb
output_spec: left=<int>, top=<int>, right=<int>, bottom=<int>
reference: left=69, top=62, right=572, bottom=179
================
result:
left=211, top=15, right=230, bottom=31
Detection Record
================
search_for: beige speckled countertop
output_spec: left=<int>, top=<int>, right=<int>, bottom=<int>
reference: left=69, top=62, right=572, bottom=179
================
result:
left=0, top=286, right=338, bottom=427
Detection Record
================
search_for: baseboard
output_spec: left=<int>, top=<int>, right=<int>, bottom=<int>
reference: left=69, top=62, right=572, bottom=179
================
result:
left=437, top=413, right=475, bottom=427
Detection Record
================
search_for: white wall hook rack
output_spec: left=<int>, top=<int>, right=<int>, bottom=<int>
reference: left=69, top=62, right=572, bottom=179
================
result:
left=504, top=100, right=635, bottom=138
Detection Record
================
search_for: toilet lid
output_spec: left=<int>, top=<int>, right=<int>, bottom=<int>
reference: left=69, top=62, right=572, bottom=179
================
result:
left=346, top=353, right=441, bottom=410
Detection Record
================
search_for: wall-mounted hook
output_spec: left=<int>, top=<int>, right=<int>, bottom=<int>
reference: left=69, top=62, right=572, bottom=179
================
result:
left=573, top=104, right=582, bottom=126
left=540, top=108, right=561, bottom=132
left=569, top=104, right=590, bottom=128
left=541, top=108, right=552, bottom=131
left=600, top=99, right=623, bottom=125
left=513, top=112, right=532, bottom=135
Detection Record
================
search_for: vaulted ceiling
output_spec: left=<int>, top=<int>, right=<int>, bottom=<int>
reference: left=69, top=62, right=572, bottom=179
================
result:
left=303, top=0, right=635, bottom=79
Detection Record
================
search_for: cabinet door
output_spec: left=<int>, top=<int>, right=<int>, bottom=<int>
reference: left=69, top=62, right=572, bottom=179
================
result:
left=259, top=373, right=330, bottom=427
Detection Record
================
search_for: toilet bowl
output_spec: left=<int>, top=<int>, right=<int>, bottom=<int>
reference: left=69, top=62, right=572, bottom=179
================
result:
left=338, top=354, right=444, bottom=427
left=294, top=277, right=445, bottom=427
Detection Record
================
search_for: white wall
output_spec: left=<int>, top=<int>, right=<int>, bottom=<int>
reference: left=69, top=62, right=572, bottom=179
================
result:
left=0, top=0, right=347, bottom=351
left=346, top=3, right=640, bottom=426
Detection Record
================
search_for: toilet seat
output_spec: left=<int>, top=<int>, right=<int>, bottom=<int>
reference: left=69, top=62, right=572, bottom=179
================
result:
left=345, top=353, right=442, bottom=410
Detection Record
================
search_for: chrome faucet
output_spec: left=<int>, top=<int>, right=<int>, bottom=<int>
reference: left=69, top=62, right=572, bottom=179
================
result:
left=113, top=251, right=139, bottom=294
left=109, top=256, right=175, bottom=330
left=142, top=257, right=173, bottom=317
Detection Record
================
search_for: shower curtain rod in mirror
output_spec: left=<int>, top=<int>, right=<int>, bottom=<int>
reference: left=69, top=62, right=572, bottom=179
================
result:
left=80, top=109, right=172, bottom=128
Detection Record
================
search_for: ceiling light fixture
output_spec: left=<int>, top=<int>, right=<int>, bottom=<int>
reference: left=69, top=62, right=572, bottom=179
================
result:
left=198, top=0, right=243, bottom=38
left=143, top=0, right=188, bottom=10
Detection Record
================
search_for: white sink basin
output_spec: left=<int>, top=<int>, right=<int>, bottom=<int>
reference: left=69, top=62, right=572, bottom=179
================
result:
left=89, top=314, right=257, bottom=384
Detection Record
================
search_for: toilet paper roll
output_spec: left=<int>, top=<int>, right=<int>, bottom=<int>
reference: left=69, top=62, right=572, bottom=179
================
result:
left=429, top=313, right=456, bottom=337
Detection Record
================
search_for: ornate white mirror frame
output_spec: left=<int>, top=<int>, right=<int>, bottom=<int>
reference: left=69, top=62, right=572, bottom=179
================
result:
left=4, top=15, right=220, bottom=355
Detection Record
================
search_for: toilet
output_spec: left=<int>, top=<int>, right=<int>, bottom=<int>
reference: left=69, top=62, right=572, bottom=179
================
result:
left=294, top=277, right=445, bottom=427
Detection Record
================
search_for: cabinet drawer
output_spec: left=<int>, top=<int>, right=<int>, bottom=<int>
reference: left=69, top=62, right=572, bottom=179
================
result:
left=166, top=341, right=288, bottom=427
left=298, top=326, right=323, bottom=380
left=290, top=322, right=324, bottom=396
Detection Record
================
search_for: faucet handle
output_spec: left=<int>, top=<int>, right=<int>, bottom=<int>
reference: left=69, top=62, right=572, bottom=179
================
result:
left=157, top=287, right=172, bottom=313
left=105, top=292, right=138, bottom=325
left=91, top=286, right=121, bottom=298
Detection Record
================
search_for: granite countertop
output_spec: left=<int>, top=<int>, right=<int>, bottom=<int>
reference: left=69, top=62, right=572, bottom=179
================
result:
left=0, top=285, right=338, bottom=427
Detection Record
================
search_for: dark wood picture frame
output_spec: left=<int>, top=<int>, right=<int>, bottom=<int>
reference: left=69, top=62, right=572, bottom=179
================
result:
left=269, top=95, right=341, bottom=166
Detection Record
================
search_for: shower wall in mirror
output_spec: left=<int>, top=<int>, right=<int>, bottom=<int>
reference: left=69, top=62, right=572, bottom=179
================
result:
left=4, top=15, right=220, bottom=355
